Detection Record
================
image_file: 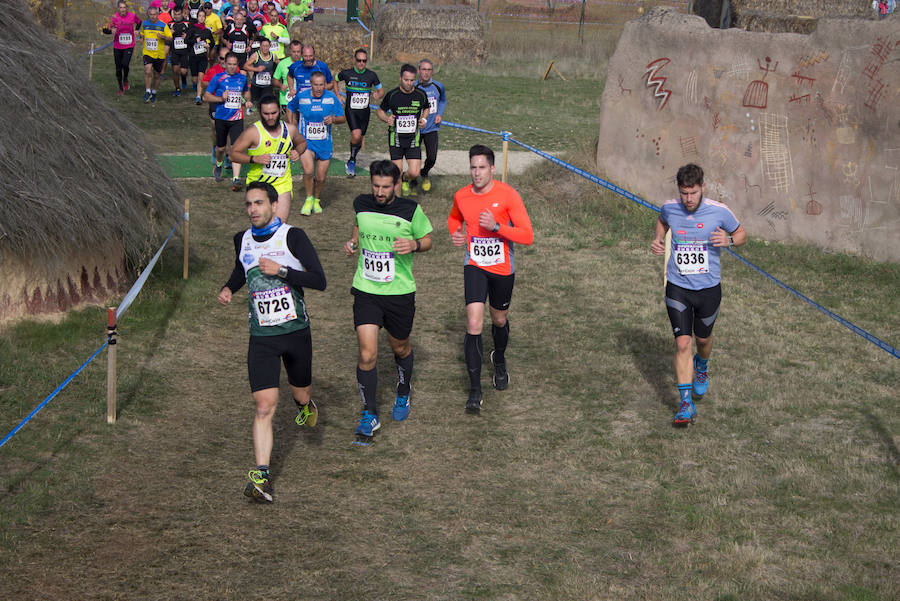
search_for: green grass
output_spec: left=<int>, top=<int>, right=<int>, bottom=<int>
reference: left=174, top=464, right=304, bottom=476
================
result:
left=2, top=9, right=899, bottom=601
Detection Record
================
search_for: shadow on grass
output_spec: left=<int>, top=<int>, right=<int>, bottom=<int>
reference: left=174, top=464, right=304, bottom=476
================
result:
left=618, top=325, right=675, bottom=410
left=861, top=407, right=900, bottom=469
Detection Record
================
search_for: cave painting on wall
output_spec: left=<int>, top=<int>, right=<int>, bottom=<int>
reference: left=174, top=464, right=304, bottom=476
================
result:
left=743, top=57, right=778, bottom=109
left=645, top=58, right=672, bottom=111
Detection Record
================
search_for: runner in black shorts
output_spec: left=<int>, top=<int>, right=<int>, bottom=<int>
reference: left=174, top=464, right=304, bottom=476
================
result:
left=343, top=160, right=434, bottom=440
left=651, top=163, right=747, bottom=426
left=448, top=145, right=534, bottom=413
left=218, top=181, right=326, bottom=503
left=168, top=6, right=191, bottom=96
left=186, top=9, right=214, bottom=104
left=377, top=64, right=429, bottom=197
left=337, top=48, right=383, bottom=177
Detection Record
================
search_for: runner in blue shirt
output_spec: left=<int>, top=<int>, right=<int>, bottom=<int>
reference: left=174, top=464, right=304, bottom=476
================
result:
left=415, top=59, right=446, bottom=193
left=287, top=44, right=334, bottom=96
left=650, top=163, right=746, bottom=426
left=203, top=52, right=252, bottom=190
left=287, top=71, right=345, bottom=215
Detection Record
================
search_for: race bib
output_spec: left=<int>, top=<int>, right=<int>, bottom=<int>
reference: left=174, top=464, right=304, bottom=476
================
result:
left=118, top=32, right=133, bottom=46
left=255, top=71, right=272, bottom=86
left=285, top=90, right=294, bottom=103
left=173, top=37, right=187, bottom=50
left=224, top=89, right=242, bottom=109
left=469, top=236, right=505, bottom=267
left=305, top=121, right=327, bottom=140
left=395, top=114, right=417, bottom=134
left=232, top=40, right=246, bottom=53
left=145, top=37, right=158, bottom=52
left=189, top=8, right=199, bottom=19
left=673, top=241, right=709, bottom=275
left=428, top=95, right=437, bottom=113
left=193, top=41, right=207, bottom=55
left=270, top=41, right=280, bottom=54
left=362, top=249, right=395, bottom=283
left=251, top=40, right=260, bottom=50
left=261, top=154, right=288, bottom=177
left=349, top=92, right=369, bottom=109
left=251, top=285, right=297, bottom=326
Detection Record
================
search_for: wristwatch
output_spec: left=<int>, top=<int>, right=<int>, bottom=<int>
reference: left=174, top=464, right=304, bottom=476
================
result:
left=277, top=265, right=288, bottom=278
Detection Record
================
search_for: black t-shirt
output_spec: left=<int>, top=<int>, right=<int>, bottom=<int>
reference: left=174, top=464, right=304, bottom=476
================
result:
left=338, top=68, right=381, bottom=111
left=169, top=19, right=192, bottom=53
left=381, top=86, right=428, bottom=142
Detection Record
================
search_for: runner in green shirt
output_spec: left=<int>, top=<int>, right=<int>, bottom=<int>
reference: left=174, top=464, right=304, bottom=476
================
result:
left=343, top=160, right=433, bottom=442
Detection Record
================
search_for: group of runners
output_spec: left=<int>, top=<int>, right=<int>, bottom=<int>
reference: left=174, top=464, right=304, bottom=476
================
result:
left=108, top=4, right=746, bottom=506
left=106, top=2, right=447, bottom=208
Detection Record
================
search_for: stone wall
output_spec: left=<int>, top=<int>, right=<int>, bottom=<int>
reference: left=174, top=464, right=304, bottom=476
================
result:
left=596, top=8, right=900, bottom=262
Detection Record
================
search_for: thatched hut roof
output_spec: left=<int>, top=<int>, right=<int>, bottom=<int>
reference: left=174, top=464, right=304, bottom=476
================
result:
left=374, top=4, right=487, bottom=64
left=0, top=0, right=182, bottom=276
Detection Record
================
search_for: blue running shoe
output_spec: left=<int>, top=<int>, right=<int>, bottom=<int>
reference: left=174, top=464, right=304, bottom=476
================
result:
left=355, top=411, right=381, bottom=437
left=143, top=91, right=151, bottom=103
left=392, top=392, right=410, bottom=421
left=172, top=89, right=181, bottom=97
left=673, top=399, right=696, bottom=426
left=345, top=159, right=356, bottom=177
left=693, top=355, right=709, bottom=397
left=149, top=92, right=157, bottom=103
left=213, top=164, right=223, bottom=182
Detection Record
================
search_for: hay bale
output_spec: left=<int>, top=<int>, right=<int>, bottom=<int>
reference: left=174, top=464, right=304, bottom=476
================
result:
left=374, top=4, right=487, bottom=65
left=728, top=0, right=870, bottom=32
left=0, top=1, right=182, bottom=323
left=288, top=22, right=368, bottom=71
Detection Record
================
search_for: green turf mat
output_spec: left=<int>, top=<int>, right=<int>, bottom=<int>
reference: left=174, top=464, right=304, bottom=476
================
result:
left=158, top=154, right=368, bottom=179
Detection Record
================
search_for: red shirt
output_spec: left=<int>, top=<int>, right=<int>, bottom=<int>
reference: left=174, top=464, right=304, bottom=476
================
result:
left=448, top=180, right=534, bottom=276
left=202, top=62, right=225, bottom=84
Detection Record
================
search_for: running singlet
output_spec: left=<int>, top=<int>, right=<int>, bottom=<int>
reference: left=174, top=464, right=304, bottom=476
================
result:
left=338, top=68, right=381, bottom=110
left=351, top=194, right=433, bottom=295
left=273, top=58, right=294, bottom=105
left=224, top=24, right=251, bottom=57
left=448, top=181, right=534, bottom=276
left=287, top=89, right=343, bottom=146
left=240, top=225, right=309, bottom=336
left=246, top=121, right=293, bottom=189
left=381, top=86, right=428, bottom=148
left=660, top=197, right=740, bottom=290
left=139, top=20, right=171, bottom=59
left=287, top=60, right=333, bottom=94
left=259, top=23, right=289, bottom=58
left=170, top=20, right=191, bottom=53
left=207, top=72, right=249, bottom=121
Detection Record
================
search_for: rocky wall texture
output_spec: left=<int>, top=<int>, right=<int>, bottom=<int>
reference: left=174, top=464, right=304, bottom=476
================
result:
left=597, top=8, right=900, bottom=262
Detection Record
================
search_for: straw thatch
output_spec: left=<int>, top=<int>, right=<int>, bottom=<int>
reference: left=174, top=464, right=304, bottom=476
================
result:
left=288, top=22, right=369, bottom=69
left=1, top=0, right=182, bottom=321
left=374, top=4, right=487, bottom=65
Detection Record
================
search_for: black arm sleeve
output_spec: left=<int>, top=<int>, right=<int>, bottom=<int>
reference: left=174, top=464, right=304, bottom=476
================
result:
left=222, top=231, right=246, bottom=293
left=283, top=227, right=327, bottom=291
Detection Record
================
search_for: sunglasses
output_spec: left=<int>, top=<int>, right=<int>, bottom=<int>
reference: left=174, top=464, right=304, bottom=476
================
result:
left=356, top=57, right=367, bottom=62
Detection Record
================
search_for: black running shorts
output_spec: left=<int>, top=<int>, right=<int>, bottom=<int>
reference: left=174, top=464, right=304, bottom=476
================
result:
left=345, top=107, right=371, bottom=136
left=464, top=264, right=515, bottom=310
left=664, top=282, right=722, bottom=339
left=215, top=118, right=244, bottom=147
left=351, top=288, right=416, bottom=341
left=247, top=327, right=312, bottom=392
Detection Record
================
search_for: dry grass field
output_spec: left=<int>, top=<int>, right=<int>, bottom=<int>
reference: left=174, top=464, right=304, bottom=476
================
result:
left=3, top=2, right=898, bottom=599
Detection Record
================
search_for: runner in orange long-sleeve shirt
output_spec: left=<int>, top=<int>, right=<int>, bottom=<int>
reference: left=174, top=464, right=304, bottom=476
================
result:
left=448, top=144, right=534, bottom=414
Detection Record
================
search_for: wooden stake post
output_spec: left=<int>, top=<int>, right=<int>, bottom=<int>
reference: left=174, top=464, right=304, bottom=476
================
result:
left=106, top=307, right=118, bottom=424
left=88, top=43, right=94, bottom=80
left=501, top=132, right=510, bottom=183
left=183, top=198, right=190, bottom=280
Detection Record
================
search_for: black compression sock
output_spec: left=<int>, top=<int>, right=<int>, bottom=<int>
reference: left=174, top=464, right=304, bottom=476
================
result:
left=464, top=333, right=483, bottom=393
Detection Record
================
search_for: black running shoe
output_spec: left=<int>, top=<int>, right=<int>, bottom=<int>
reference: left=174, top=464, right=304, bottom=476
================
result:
left=465, top=391, right=483, bottom=414
left=491, top=350, right=509, bottom=391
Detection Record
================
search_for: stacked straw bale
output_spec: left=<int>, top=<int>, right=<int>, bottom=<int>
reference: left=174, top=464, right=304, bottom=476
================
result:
left=288, top=22, right=369, bottom=71
left=374, top=4, right=487, bottom=65
left=728, top=0, right=871, bottom=32
left=0, top=1, right=182, bottom=322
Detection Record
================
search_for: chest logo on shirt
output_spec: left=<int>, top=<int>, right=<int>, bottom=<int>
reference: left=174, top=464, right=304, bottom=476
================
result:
left=265, top=140, right=271, bottom=146
left=697, top=223, right=704, bottom=229
left=492, top=203, right=499, bottom=207
left=242, top=253, right=254, bottom=265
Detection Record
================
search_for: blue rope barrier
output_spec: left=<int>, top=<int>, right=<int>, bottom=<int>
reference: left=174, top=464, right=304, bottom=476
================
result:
left=444, top=120, right=899, bottom=361
left=88, top=40, right=114, bottom=55
left=443, top=120, right=503, bottom=138
left=117, top=224, right=177, bottom=320
left=0, top=342, right=109, bottom=450
left=352, top=16, right=371, bottom=33
left=0, top=221, right=179, bottom=450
